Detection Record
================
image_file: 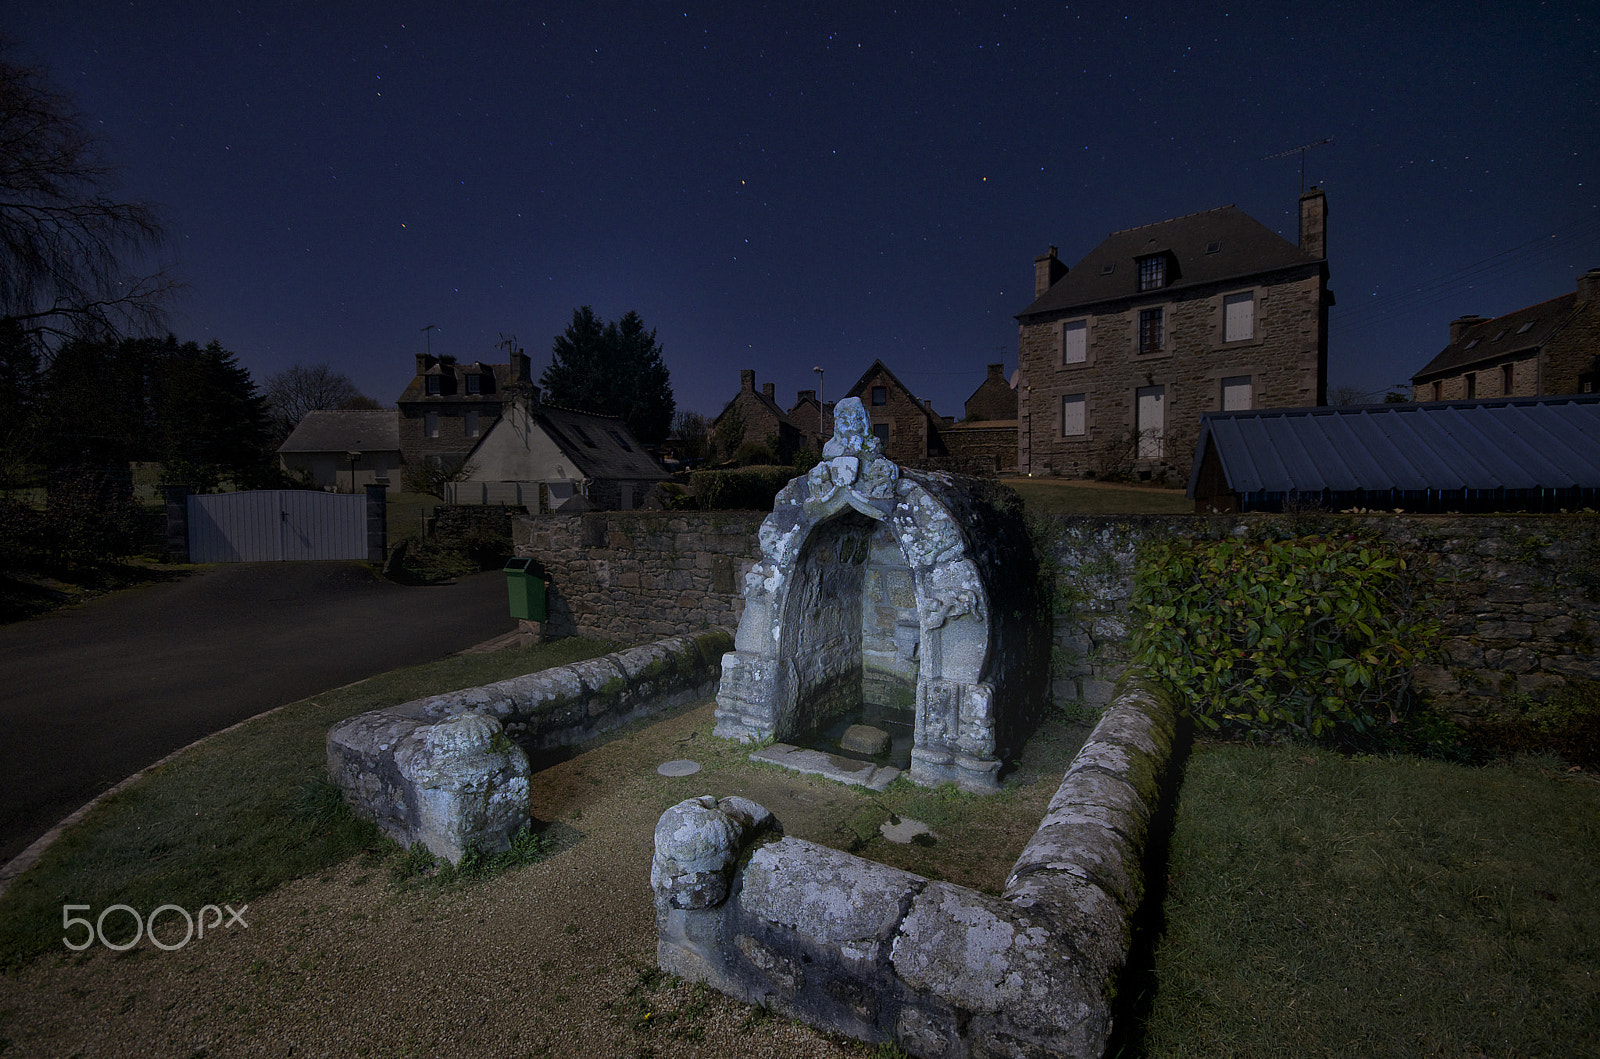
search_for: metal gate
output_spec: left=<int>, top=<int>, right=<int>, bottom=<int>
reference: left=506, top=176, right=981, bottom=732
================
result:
left=188, top=490, right=366, bottom=562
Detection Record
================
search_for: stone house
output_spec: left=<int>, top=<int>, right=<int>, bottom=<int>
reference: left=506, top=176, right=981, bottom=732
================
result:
left=964, top=363, right=1018, bottom=421
left=843, top=359, right=949, bottom=464
left=786, top=389, right=833, bottom=453
left=277, top=409, right=400, bottom=492
left=396, top=350, right=535, bottom=473
left=1410, top=268, right=1600, bottom=402
left=448, top=389, right=666, bottom=511
left=1015, top=190, right=1331, bottom=480
left=710, top=369, right=803, bottom=463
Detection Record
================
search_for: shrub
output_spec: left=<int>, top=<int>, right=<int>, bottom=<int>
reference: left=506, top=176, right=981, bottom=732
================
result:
left=1465, top=681, right=1600, bottom=767
left=1130, top=534, right=1440, bottom=741
left=688, top=466, right=797, bottom=510
left=733, top=440, right=776, bottom=467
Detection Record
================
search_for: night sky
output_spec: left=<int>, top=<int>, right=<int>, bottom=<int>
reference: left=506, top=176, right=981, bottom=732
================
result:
left=9, top=2, right=1598, bottom=420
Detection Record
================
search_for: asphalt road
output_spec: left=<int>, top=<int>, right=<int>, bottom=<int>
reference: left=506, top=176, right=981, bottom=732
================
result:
left=0, top=562, right=516, bottom=864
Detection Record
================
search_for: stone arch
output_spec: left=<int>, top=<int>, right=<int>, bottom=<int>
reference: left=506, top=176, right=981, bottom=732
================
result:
left=713, top=398, right=1014, bottom=791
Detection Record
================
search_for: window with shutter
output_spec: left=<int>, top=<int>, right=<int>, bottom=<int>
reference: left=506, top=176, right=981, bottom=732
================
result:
left=1224, top=292, right=1255, bottom=342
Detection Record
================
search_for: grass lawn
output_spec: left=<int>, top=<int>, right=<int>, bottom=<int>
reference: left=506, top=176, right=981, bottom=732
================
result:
left=1005, top=476, right=1192, bottom=516
left=0, top=637, right=620, bottom=966
left=1123, top=744, right=1600, bottom=1058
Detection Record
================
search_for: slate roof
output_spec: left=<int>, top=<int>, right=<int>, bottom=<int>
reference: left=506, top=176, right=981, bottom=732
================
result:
left=1187, top=396, right=1600, bottom=497
left=477, top=401, right=667, bottom=481
left=1411, top=293, right=1580, bottom=381
left=1018, top=206, right=1323, bottom=319
left=278, top=410, right=400, bottom=454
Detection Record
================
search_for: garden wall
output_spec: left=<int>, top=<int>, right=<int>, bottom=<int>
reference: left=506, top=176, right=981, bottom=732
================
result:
left=516, top=510, right=1600, bottom=721
left=1041, top=515, right=1600, bottom=721
left=513, top=511, right=766, bottom=640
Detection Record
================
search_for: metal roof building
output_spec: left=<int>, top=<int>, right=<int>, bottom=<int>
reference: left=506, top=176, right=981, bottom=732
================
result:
left=1187, top=396, right=1600, bottom=512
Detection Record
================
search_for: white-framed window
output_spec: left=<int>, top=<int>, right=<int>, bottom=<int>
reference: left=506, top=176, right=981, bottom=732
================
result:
left=1062, top=319, right=1087, bottom=365
left=1138, top=308, right=1164, bottom=354
left=1221, top=375, right=1253, bottom=411
left=1224, top=292, right=1255, bottom=342
left=1137, top=254, right=1168, bottom=291
left=424, top=411, right=440, bottom=438
left=1061, top=394, right=1086, bottom=436
left=464, top=411, right=480, bottom=437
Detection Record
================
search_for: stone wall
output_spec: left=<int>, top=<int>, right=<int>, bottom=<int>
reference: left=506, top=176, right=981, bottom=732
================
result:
left=518, top=510, right=1599, bottom=722
left=329, top=632, right=731, bottom=862
left=937, top=421, right=1019, bottom=475
left=1018, top=267, right=1325, bottom=482
left=1041, top=514, right=1600, bottom=719
left=654, top=675, right=1179, bottom=1058
left=513, top=511, right=766, bottom=640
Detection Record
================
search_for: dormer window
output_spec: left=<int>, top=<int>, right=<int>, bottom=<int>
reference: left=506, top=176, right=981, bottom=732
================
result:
left=1137, top=254, right=1168, bottom=291
left=465, top=374, right=482, bottom=395
left=425, top=375, right=442, bottom=396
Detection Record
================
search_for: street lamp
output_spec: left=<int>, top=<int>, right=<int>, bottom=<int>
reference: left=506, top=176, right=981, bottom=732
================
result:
left=813, top=366, right=825, bottom=435
left=346, top=450, right=362, bottom=494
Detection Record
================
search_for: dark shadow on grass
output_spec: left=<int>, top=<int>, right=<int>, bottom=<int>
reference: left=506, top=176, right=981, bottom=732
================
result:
left=0, top=563, right=186, bottom=624
left=1105, top=715, right=1194, bottom=1059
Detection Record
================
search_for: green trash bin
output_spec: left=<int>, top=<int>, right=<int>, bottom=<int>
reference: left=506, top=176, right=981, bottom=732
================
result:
left=503, top=557, right=547, bottom=621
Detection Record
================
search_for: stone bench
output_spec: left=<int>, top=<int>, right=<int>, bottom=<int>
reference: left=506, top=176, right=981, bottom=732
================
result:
left=329, top=631, right=731, bottom=862
left=652, top=671, right=1179, bottom=1059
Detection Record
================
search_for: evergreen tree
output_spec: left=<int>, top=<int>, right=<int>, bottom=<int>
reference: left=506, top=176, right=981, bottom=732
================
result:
left=540, top=307, right=675, bottom=448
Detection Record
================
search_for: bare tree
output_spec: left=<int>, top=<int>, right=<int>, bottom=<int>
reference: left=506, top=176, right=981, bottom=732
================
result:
left=262, top=362, right=376, bottom=440
left=0, top=48, right=172, bottom=351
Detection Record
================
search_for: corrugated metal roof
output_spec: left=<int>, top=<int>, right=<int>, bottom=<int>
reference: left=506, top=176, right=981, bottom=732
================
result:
left=1188, top=396, right=1600, bottom=496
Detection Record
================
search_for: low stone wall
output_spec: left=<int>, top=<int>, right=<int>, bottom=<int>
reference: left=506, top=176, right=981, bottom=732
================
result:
left=1042, top=514, right=1600, bottom=719
left=328, top=632, right=731, bottom=861
left=522, top=511, right=1599, bottom=723
left=653, top=674, right=1179, bottom=1058
left=514, top=512, right=765, bottom=640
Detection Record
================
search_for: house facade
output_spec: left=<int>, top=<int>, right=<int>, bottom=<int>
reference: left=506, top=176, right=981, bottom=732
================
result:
left=450, top=389, right=667, bottom=511
left=1016, top=190, right=1331, bottom=480
left=396, top=350, right=534, bottom=472
left=710, top=369, right=803, bottom=463
left=964, top=363, right=1018, bottom=421
left=1410, top=268, right=1600, bottom=402
left=843, top=359, right=949, bottom=464
left=786, top=389, right=832, bottom=453
left=277, top=409, right=400, bottom=492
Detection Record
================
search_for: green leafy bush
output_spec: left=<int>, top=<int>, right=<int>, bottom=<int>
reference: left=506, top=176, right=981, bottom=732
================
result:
left=1130, top=534, right=1439, bottom=740
left=688, top=466, right=797, bottom=510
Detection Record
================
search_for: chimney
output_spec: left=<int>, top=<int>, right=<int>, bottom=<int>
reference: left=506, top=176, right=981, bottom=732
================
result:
left=1578, top=267, right=1600, bottom=304
left=1450, top=315, right=1483, bottom=344
left=797, top=389, right=816, bottom=404
left=987, top=363, right=1005, bottom=381
left=1034, top=246, right=1067, bottom=298
left=416, top=353, right=428, bottom=375
left=740, top=369, right=755, bottom=392
left=763, top=382, right=775, bottom=401
left=1298, top=187, right=1327, bottom=259
left=512, top=347, right=531, bottom=382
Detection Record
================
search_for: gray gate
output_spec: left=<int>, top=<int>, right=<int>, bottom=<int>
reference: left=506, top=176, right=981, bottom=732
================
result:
left=188, top=490, right=367, bottom=562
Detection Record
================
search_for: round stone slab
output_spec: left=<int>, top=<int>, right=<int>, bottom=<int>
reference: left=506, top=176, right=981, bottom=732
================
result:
left=657, top=759, right=702, bottom=777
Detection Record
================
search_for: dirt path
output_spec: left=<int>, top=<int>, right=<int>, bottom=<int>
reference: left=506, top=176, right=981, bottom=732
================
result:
left=3, top=700, right=1086, bottom=1057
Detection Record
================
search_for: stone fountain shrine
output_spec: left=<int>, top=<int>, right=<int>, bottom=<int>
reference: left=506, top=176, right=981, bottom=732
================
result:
left=713, top=397, right=1045, bottom=791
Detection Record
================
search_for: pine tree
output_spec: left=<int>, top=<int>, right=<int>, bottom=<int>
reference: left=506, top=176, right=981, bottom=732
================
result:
left=540, top=306, right=675, bottom=448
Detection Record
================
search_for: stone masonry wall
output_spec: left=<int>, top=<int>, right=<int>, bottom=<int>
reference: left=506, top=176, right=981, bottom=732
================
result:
left=1042, top=514, right=1600, bottom=720
left=653, top=675, right=1180, bottom=1058
left=519, top=510, right=1599, bottom=722
left=514, top=511, right=766, bottom=640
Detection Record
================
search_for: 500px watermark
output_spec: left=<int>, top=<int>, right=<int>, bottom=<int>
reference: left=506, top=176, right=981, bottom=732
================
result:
left=62, top=903, right=248, bottom=952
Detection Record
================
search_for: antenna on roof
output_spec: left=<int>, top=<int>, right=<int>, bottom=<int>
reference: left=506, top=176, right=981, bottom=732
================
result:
left=420, top=323, right=438, bottom=357
left=1262, top=137, right=1333, bottom=193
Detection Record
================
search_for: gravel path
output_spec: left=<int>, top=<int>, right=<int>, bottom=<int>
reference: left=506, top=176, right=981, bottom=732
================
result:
left=2, top=704, right=886, bottom=1058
